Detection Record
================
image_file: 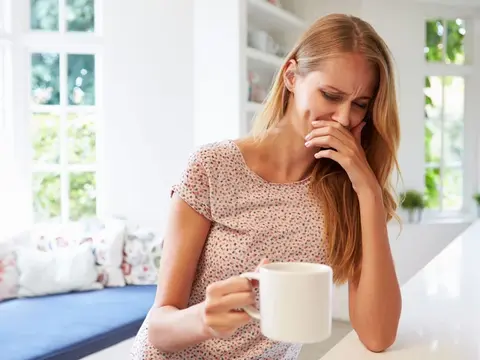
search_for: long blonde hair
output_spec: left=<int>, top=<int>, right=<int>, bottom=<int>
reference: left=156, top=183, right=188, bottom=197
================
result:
left=251, top=14, right=401, bottom=284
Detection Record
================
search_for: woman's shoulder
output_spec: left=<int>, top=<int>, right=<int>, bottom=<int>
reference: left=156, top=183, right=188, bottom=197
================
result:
left=190, top=139, right=242, bottom=171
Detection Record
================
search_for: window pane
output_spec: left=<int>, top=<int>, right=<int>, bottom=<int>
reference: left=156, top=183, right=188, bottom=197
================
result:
left=443, top=121, right=463, bottom=166
left=424, top=76, right=442, bottom=163
left=425, top=19, right=443, bottom=62
left=69, top=172, right=96, bottom=221
left=443, top=167, right=462, bottom=210
left=424, top=76, right=443, bottom=119
left=425, top=118, right=441, bottom=164
left=443, top=76, right=464, bottom=123
left=32, top=112, right=60, bottom=164
left=67, top=113, right=96, bottom=164
left=67, top=0, right=94, bottom=32
left=31, top=53, right=60, bottom=105
left=443, top=76, right=464, bottom=166
left=68, top=54, right=95, bottom=105
left=425, top=167, right=440, bottom=209
left=31, top=0, right=59, bottom=31
left=446, top=19, right=466, bottom=65
left=33, top=172, right=61, bottom=221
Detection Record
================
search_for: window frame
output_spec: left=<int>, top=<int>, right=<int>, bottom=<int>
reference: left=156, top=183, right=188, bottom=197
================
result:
left=15, top=0, right=104, bottom=224
left=423, top=15, right=475, bottom=220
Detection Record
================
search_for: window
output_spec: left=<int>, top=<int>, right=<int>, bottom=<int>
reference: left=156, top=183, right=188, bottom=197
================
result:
left=425, top=18, right=466, bottom=64
left=424, top=18, right=467, bottom=213
left=29, top=0, right=100, bottom=223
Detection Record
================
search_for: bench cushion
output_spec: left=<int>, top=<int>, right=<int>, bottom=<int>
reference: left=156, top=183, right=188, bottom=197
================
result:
left=0, top=285, right=156, bottom=360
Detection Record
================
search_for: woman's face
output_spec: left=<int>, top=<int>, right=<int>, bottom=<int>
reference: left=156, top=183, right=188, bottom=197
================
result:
left=287, top=53, right=377, bottom=137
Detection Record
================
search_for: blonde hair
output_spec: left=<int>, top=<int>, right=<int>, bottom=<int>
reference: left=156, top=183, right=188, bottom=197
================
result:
left=251, top=14, right=401, bottom=284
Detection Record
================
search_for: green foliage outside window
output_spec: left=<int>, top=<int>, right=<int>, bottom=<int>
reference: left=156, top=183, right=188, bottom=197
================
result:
left=30, top=0, right=97, bottom=222
left=424, top=19, right=465, bottom=209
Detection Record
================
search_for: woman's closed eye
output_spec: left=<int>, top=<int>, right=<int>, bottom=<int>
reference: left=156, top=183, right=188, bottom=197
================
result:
left=321, top=91, right=368, bottom=109
left=321, top=90, right=341, bottom=102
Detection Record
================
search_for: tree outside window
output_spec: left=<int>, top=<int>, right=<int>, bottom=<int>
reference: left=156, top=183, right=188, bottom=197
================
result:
left=424, top=19, right=466, bottom=212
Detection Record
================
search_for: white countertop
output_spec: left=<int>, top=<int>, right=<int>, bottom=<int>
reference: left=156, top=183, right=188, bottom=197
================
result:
left=321, top=220, right=480, bottom=359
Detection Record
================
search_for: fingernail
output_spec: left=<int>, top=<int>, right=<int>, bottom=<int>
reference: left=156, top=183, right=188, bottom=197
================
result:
left=305, top=133, right=311, bottom=140
left=305, top=141, right=311, bottom=147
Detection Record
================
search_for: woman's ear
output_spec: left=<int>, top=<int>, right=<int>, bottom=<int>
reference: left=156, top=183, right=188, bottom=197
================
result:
left=283, top=59, right=298, bottom=93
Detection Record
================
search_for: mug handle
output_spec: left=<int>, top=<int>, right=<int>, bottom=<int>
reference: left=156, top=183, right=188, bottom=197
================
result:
left=240, top=272, right=261, bottom=320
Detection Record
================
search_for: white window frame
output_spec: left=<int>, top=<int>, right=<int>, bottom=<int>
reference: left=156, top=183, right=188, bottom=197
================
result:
left=10, top=0, right=104, bottom=225
left=0, top=0, right=19, bottom=238
left=423, top=14, right=475, bottom=220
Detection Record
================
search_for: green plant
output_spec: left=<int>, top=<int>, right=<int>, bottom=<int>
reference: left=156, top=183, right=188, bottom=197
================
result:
left=472, top=193, right=480, bottom=206
left=400, top=190, right=426, bottom=210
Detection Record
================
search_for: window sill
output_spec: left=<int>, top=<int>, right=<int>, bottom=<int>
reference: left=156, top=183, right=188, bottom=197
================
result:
left=393, top=209, right=475, bottom=226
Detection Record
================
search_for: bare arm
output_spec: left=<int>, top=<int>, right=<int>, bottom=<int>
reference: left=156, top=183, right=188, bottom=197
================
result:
left=348, top=188, right=402, bottom=352
left=147, top=194, right=213, bottom=352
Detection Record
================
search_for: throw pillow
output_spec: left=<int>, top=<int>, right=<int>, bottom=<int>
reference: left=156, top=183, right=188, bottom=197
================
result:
left=122, top=227, right=163, bottom=285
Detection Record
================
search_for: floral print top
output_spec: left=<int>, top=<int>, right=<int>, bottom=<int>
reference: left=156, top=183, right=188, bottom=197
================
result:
left=131, top=140, right=328, bottom=360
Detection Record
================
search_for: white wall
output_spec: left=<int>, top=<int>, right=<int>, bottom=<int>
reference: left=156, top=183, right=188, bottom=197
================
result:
left=194, top=0, right=246, bottom=146
left=101, top=0, right=194, bottom=232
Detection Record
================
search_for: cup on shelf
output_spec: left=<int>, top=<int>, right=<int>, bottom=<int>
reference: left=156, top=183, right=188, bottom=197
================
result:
left=248, top=30, right=279, bottom=55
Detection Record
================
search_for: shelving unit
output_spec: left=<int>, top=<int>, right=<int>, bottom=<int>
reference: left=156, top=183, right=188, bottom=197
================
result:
left=193, top=0, right=309, bottom=146
left=243, top=0, right=308, bottom=135
left=247, top=0, right=307, bottom=32
left=246, top=47, right=284, bottom=69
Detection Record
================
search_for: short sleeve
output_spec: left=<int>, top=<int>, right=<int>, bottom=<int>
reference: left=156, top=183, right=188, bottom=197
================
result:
left=171, top=150, right=212, bottom=220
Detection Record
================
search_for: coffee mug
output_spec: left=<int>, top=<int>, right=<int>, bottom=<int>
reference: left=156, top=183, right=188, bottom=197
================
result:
left=240, top=262, right=333, bottom=344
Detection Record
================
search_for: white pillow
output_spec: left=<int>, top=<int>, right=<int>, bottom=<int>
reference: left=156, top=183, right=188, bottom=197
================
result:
left=16, top=243, right=101, bottom=297
left=92, top=218, right=127, bottom=287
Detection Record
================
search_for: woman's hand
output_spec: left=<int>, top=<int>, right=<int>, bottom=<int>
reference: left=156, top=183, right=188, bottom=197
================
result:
left=199, top=259, right=268, bottom=339
left=304, top=120, right=379, bottom=195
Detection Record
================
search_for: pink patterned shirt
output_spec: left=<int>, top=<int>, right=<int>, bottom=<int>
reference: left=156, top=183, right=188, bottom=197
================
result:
left=131, top=140, right=328, bottom=360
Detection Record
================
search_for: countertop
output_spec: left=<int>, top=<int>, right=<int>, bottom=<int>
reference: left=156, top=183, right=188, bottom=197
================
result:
left=321, top=220, right=480, bottom=359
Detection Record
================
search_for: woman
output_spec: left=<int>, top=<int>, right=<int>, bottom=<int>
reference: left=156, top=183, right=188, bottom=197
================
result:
left=131, top=13, right=402, bottom=360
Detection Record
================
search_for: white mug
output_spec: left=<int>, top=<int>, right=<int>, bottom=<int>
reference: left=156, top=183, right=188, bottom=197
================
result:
left=240, top=262, right=333, bottom=344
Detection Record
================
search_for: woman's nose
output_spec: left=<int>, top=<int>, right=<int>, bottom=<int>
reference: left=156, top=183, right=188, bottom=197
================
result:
left=331, top=103, right=351, bottom=128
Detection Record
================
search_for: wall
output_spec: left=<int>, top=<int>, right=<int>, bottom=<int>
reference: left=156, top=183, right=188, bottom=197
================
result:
left=194, top=0, right=246, bottom=146
left=101, top=0, right=194, bottom=232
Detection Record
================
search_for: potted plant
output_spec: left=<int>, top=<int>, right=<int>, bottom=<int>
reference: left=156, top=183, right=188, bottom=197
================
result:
left=472, top=193, right=480, bottom=216
left=400, top=190, right=426, bottom=223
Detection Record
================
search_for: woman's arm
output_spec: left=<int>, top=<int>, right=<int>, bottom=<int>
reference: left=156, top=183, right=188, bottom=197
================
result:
left=305, top=119, right=402, bottom=352
left=147, top=194, right=214, bottom=352
left=348, top=187, right=402, bottom=352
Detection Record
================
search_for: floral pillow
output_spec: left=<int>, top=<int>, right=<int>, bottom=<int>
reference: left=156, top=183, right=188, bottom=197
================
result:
left=122, top=228, right=163, bottom=285
left=31, top=219, right=127, bottom=288
left=81, top=218, right=127, bottom=287
left=0, top=251, right=18, bottom=301
left=32, top=222, right=86, bottom=251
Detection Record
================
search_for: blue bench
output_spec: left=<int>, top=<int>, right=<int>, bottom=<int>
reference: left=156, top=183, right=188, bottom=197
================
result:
left=0, top=285, right=157, bottom=360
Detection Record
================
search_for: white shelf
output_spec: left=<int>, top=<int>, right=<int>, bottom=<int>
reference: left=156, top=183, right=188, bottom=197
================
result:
left=246, top=47, right=284, bottom=69
left=246, top=101, right=263, bottom=113
left=247, top=0, right=306, bottom=32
